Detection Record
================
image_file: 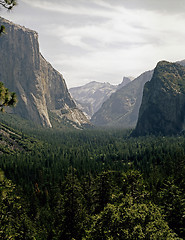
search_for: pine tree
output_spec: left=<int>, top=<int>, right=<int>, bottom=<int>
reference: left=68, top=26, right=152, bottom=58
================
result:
left=0, top=82, right=17, bottom=111
left=55, top=167, right=86, bottom=240
left=0, top=170, right=36, bottom=239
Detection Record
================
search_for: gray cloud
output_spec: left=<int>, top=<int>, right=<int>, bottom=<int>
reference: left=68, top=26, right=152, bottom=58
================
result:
left=101, top=0, right=185, bottom=14
left=1, top=0, right=185, bottom=87
left=23, top=0, right=185, bottom=14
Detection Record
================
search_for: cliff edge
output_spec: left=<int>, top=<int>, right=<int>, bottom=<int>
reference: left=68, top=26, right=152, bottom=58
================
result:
left=0, top=18, right=90, bottom=128
left=133, top=61, right=185, bottom=136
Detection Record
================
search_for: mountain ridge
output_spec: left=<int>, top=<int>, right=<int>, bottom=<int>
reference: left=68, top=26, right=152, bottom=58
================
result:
left=133, top=60, right=185, bottom=136
left=0, top=17, right=90, bottom=129
left=91, top=59, right=185, bottom=129
left=91, top=70, right=153, bottom=128
left=69, top=77, right=131, bottom=118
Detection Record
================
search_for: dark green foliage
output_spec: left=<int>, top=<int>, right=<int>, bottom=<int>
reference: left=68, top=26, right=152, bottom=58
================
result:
left=92, top=171, right=114, bottom=214
left=157, top=179, right=185, bottom=237
left=0, top=170, right=36, bottom=239
left=134, top=61, right=185, bottom=136
left=0, top=24, right=5, bottom=35
left=0, top=121, right=43, bottom=154
left=86, top=199, right=180, bottom=240
left=55, top=168, right=86, bottom=240
left=0, top=82, right=17, bottom=111
left=0, top=0, right=17, bottom=10
left=1, top=126, right=185, bottom=238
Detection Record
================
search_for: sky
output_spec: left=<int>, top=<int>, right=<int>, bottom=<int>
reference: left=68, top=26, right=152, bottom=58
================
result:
left=1, top=0, right=185, bottom=88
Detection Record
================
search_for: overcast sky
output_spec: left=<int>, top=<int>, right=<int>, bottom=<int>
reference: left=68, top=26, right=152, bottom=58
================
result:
left=1, top=0, right=185, bottom=88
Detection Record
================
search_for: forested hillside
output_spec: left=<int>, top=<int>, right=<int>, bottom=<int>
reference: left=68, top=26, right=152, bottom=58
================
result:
left=0, top=120, right=42, bottom=154
left=134, top=61, right=185, bottom=136
left=1, top=124, right=185, bottom=239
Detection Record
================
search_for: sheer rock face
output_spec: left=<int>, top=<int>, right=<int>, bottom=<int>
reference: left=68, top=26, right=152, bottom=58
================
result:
left=91, top=70, right=153, bottom=128
left=133, top=61, right=185, bottom=136
left=0, top=18, right=89, bottom=128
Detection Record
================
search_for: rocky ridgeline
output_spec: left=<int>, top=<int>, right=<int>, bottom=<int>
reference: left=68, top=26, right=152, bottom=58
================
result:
left=91, top=71, right=153, bottom=128
left=0, top=18, right=90, bottom=128
left=69, top=77, right=131, bottom=119
left=133, top=61, right=185, bottom=135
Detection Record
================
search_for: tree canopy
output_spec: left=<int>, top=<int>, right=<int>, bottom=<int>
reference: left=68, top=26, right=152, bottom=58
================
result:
left=0, top=0, right=17, bottom=10
left=0, top=82, right=17, bottom=111
left=0, top=1, right=17, bottom=35
left=0, top=0, right=18, bottom=109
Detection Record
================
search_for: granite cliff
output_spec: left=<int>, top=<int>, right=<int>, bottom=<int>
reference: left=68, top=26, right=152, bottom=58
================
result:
left=0, top=18, right=90, bottom=128
left=133, top=61, right=185, bottom=136
left=91, top=71, right=153, bottom=128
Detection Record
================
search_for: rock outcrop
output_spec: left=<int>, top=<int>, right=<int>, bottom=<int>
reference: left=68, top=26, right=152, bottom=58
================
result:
left=133, top=61, right=185, bottom=136
left=0, top=18, right=90, bottom=128
left=69, top=78, right=131, bottom=119
left=91, top=70, right=153, bottom=128
left=117, top=76, right=132, bottom=89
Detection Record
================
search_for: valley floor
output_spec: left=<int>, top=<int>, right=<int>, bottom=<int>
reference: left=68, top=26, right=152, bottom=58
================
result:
left=1, top=125, right=185, bottom=239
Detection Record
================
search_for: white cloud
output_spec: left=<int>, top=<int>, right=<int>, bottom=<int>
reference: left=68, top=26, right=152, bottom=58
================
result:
left=2, top=0, right=185, bottom=87
left=21, top=0, right=117, bottom=17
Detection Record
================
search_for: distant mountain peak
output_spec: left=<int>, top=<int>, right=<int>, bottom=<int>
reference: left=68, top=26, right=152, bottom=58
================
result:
left=91, top=71, right=153, bottom=128
left=69, top=77, right=132, bottom=119
left=117, top=76, right=131, bottom=89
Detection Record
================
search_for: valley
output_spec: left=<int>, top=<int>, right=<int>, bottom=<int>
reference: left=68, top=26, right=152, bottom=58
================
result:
left=1, top=121, right=185, bottom=239
left=1, top=5, right=185, bottom=239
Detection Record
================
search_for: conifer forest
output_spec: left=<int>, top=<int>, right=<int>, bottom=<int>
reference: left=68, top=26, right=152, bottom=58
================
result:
left=1, top=1, right=185, bottom=239
left=1, top=117, right=185, bottom=239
